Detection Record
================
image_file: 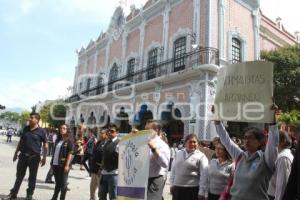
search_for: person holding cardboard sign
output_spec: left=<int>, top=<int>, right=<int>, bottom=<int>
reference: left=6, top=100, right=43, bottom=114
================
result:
left=213, top=103, right=279, bottom=200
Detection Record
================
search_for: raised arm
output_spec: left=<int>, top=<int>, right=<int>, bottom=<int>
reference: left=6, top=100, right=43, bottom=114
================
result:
left=264, top=124, right=279, bottom=170
left=215, top=122, right=243, bottom=160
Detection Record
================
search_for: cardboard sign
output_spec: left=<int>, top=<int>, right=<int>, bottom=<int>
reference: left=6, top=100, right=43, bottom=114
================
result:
left=117, top=131, right=151, bottom=200
left=214, top=61, right=274, bottom=123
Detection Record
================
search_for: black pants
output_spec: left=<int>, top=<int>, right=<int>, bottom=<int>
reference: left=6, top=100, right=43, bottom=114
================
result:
left=7, top=135, right=12, bottom=142
left=45, top=166, right=54, bottom=182
left=147, top=176, right=165, bottom=200
left=52, top=165, right=69, bottom=200
left=82, top=153, right=91, bottom=175
left=208, top=192, right=220, bottom=200
left=10, top=153, right=40, bottom=196
left=172, top=186, right=199, bottom=200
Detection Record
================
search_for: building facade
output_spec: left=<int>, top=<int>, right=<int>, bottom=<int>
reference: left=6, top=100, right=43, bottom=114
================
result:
left=66, top=0, right=299, bottom=142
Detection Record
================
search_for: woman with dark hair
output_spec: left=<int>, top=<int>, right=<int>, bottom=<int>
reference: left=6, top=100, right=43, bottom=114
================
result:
left=50, top=124, right=73, bottom=200
left=170, top=134, right=208, bottom=200
left=214, top=106, right=279, bottom=200
left=208, top=143, right=233, bottom=200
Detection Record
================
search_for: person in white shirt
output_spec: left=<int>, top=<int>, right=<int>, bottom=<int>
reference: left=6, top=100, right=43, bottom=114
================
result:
left=146, top=120, right=170, bottom=200
left=268, top=130, right=294, bottom=200
left=208, top=142, right=233, bottom=200
left=169, top=143, right=178, bottom=171
left=170, top=134, right=208, bottom=200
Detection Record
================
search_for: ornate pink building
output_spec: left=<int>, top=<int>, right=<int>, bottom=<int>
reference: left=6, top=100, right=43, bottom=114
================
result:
left=66, top=0, right=299, bottom=142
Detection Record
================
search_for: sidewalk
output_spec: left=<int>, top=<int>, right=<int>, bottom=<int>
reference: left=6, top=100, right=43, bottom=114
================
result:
left=0, top=135, right=171, bottom=200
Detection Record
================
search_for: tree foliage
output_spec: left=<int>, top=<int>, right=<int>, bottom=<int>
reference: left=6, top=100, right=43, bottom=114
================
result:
left=0, top=111, right=20, bottom=122
left=39, top=100, right=66, bottom=128
left=19, top=111, right=30, bottom=126
left=261, top=45, right=300, bottom=112
left=278, top=109, right=300, bottom=126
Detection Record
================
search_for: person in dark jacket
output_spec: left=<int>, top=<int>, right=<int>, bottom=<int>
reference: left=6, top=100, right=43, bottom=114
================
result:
left=99, top=124, right=120, bottom=200
left=89, top=129, right=108, bottom=200
left=4, top=112, right=48, bottom=200
left=50, top=124, right=73, bottom=200
left=283, top=126, right=300, bottom=200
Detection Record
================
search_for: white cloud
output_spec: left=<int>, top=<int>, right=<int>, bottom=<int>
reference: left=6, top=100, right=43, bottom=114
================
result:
left=20, top=0, right=36, bottom=15
left=0, top=77, right=72, bottom=110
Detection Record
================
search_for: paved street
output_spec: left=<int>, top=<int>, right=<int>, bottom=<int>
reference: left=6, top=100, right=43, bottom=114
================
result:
left=0, top=135, right=171, bottom=200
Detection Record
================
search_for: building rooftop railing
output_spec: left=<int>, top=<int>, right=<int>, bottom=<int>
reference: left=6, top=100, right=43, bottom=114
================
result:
left=66, top=47, right=219, bottom=103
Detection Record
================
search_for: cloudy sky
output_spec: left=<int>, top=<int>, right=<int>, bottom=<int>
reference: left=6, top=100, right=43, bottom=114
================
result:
left=0, top=0, right=299, bottom=110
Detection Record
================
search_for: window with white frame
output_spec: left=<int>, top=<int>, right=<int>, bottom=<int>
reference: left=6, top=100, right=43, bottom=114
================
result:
left=127, top=58, right=135, bottom=83
left=96, top=76, right=104, bottom=94
left=147, top=48, right=158, bottom=80
left=232, top=38, right=241, bottom=63
left=109, top=63, right=119, bottom=91
left=173, top=37, right=187, bottom=72
left=85, top=78, right=92, bottom=96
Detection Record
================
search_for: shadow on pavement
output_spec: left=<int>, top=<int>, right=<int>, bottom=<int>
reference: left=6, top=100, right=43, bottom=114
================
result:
left=0, top=194, right=26, bottom=200
left=68, top=175, right=87, bottom=180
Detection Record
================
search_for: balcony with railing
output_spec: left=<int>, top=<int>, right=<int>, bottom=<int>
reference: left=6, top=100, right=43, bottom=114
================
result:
left=66, top=47, right=219, bottom=103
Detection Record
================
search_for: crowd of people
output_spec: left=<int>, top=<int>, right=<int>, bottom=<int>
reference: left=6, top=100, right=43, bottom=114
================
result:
left=2, top=108, right=300, bottom=200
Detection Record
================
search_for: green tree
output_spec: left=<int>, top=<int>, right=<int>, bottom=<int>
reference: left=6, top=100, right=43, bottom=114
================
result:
left=19, top=111, right=30, bottom=127
left=0, top=111, right=20, bottom=122
left=278, top=109, right=300, bottom=126
left=39, top=100, right=66, bottom=128
left=261, top=45, right=300, bottom=112
left=39, top=103, right=51, bottom=127
left=48, top=102, right=66, bottom=128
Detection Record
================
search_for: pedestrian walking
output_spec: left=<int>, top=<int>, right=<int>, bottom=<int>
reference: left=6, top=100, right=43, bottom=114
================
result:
left=82, top=129, right=97, bottom=176
left=50, top=124, right=73, bottom=200
left=6, top=129, right=13, bottom=143
left=47, top=130, right=56, bottom=156
left=4, top=112, right=48, bottom=200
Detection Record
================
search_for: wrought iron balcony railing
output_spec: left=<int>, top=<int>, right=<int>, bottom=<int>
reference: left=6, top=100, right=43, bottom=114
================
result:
left=66, top=47, right=219, bottom=103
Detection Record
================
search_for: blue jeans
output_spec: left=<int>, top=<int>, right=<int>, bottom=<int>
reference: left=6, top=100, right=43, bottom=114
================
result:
left=99, top=174, right=118, bottom=200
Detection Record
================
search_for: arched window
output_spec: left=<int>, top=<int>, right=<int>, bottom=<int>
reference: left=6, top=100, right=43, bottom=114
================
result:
left=86, top=78, right=91, bottom=96
left=232, top=38, right=241, bottom=63
left=96, top=76, right=104, bottom=94
left=127, top=58, right=135, bottom=83
left=147, top=48, right=158, bottom=80
left=173, top=37, right=186, bottom=72
left=109, top=63, right=119, bottom=91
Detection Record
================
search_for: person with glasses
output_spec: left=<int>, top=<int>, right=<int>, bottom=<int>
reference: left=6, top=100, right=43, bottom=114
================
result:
left=99, top=124, right=120, bottom=200
left=213, top=104, right=279, bottom=200
left=89, top=128, right=108, bottom=200
left=4, top=112, right=48, bottom=200
left=50, top=124, right=73, bottom=200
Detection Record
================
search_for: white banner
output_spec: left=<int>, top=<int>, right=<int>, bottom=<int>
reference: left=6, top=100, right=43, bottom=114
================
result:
left=214, top=61, right=274, bottom=123
left=117, top=131, right=151, bottom=200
